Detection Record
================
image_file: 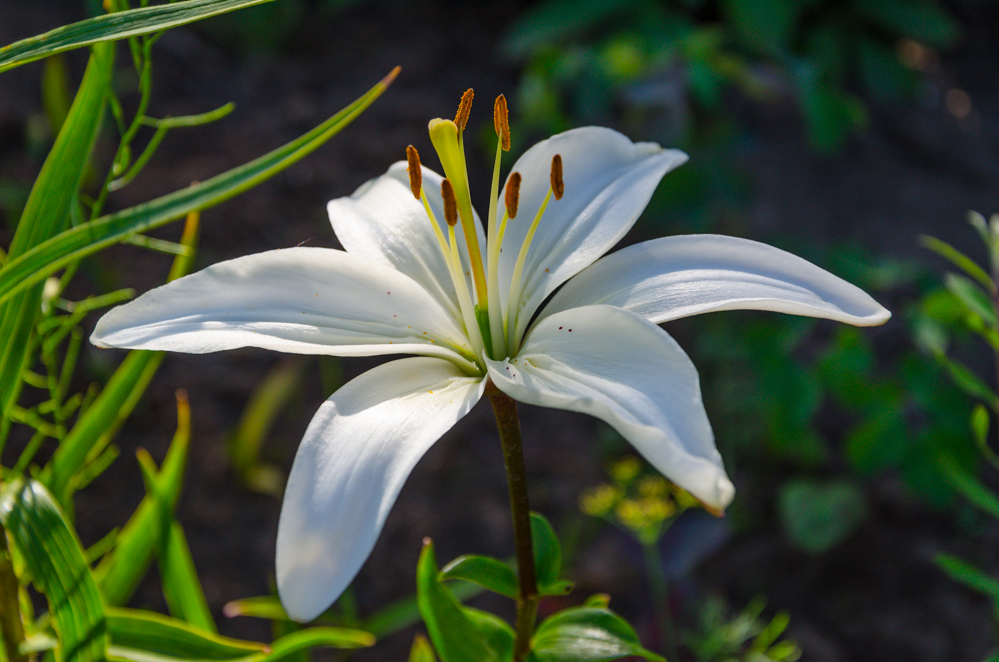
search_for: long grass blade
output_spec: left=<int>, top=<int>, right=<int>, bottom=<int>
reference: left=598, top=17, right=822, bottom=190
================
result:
left=0, top=68, right=399, bottom=308
left=0, top=0, right=275, bottom=74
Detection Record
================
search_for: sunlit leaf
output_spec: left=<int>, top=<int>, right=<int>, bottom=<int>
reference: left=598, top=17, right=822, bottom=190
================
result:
left=440, top=555, right=517, bottom=599
left=107, top=608, right=264, bottom=662
left=0, top=478, right=108, bottom=662
left=94, top=392, right=191, bottom=606
left=921, top=235, right=995, bottom=294
left=42, top=211, right=199, bottom=503
left=0, top=0, right=275, bottom=73
left=409, top=635, right=437, bottom=662
left=0, top=42, right=112, bottom=443
left=0, top=69, right=398, bottom=308
left=530, top=607, right=663, bottom=662
left=417, top=540, right=497, bottom=662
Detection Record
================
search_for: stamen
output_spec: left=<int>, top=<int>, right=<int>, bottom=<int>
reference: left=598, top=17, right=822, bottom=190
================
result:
left=441, top=179, right=459, bottom=227
left=550, top=154, right=564, bottom=200
left=416, top=188, right=483, bottom=365
left=506, top=187, right=554, bottom=352
left=405, top=145, right=422, bottom=200
left=504, top=172, right=521, bottom=219
left=493, top=94, right=510, bottom=152
left=454, top=88, right=473, bottom=132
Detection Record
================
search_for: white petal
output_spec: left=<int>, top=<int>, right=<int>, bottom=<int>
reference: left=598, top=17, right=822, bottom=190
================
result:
left=328, top=162, right=486, bottom=321
left=541, top=234, right=892, bottom=326
left=91, top=247, right=475, bottom=365
left=496, top=127, right=688, bottom=342
left=277, top=357, right=484, bottom=621
left=485, top=305, right=733, bottom=511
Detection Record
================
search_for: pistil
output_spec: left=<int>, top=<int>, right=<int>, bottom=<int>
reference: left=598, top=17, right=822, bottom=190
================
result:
left=428, top=116, right=491, bottom=349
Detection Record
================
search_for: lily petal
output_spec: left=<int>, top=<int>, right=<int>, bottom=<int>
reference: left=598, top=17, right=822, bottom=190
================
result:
left=496, top=127, right=688, bottom=343
left=328, top=162, right=486, bottom=321
left=485, top=305, right=733, bottom=511
left=92, top=246, right=476, bottom=367
left=277, top=357, right=485, bottom=621
left=540, top=234, right=892, bottom=326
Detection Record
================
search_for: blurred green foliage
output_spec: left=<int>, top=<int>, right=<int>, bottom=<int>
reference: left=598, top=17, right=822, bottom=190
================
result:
left=501, top=0, right=959, bottom=152
left=684, top=596, right=801, bottom=662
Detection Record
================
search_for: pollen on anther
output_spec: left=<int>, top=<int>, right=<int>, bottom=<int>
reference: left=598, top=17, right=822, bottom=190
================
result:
left=493, top=94, right=510, bottom=151
left=442, top=179, right=459, bottom=227
left=455, top=89, right=473, bottom=131
left=505, top=172, right=521, bottom=219
left=405, top=145, right=422, bottom=200
left=550, top=154, right=564, bottom=200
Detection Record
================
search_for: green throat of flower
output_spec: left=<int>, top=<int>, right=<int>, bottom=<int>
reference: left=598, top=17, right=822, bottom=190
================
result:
left=405, top=90, right=564, bottom=366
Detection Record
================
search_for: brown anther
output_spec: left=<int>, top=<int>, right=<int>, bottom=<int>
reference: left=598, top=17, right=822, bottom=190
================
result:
left=454, top=88, right=474, bottom=132
left=493, top=94, right=510, bottom=151
left=441, top=179, right=459, bottom=227
left=550, top=154, right=564, bottom=200
left=405, top=145, right=422, bottom=200
left=505, top=172, right=522, bottom=219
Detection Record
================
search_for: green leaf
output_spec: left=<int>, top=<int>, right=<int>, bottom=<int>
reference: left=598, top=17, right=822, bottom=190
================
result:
left=262, top=628, right=374, bottom=660
left=0, top=42, right=112, bottom=438
left=945, top=273, right=997, bottom=326
left=0, top=0, right=276, bottom=73
left=107, top=608, right=264, bottom=662
left=720, top=0, right=799, bottom=56
left=417, top=540, right=497, bottom=662
left=42, top=211, right=199, bottom=504
left=94, top=393, right=191, bottom=606
left=855, top=0, right=960, bottom=48
left=462, top=607, right=514, bottom=662
left=920, top=235, right=995, bottom=294
left=529, top=607, right=664, bottom=662
left=499, top=0, right=635, bottom=61
left=159, top=522, right=216, bottom=632
left=409, top=635, right=437, bottom=662
left=933, top=351, right=997, bottom=405
left=530, top=512, right=561, bottom=588
left=440, top=555, right=517, bottom=599
left=229, top=357, right=306, bottom=496
left=793, top=63, right=867, bottom=152
left=971, top=405, right=991, bottom=454
left=0, top=69, right=398, bottom=308
left=936, top=553, right=999, bottom=601
left=778, top=479, right=868, bottom=553
left=0, top=478, right=108, bottom=662
left=938, top=454, right=999, bottom=518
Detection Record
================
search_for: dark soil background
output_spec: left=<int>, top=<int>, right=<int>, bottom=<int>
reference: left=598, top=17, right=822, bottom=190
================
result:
left=2, top=1, right=999, bottom=661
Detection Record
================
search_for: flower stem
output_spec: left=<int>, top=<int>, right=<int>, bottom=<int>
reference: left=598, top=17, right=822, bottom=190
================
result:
left=0, top=522, right=28, bottom=662
left=489, top=391, right=538, bottom=662
left=642, top=539, right=678, bottom=662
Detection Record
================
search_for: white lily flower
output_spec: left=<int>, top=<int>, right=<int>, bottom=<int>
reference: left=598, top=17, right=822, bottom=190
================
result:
left=91, top=95, right=889, bottom=622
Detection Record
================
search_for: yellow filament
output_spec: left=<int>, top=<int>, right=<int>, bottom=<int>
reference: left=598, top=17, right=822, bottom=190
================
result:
left=506, top=187, right=554, bottom=352
left=448, top=223, right=485, bottom=357
left=485, top=132, right=507, bottom=358
left=420, top=189, right=484, bottom=360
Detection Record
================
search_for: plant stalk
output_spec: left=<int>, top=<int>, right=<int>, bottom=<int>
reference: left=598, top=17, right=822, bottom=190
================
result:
left=0, top=522, right=28, bottom=662
left=489, top=391, right=538, bottom=662
left=642, top=539, right=679, bottom=662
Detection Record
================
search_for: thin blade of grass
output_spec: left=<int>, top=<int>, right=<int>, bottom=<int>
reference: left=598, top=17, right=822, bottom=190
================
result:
left=0, top=68, right=399, bottom=307
left=0, top=0, right=275, bottom=73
